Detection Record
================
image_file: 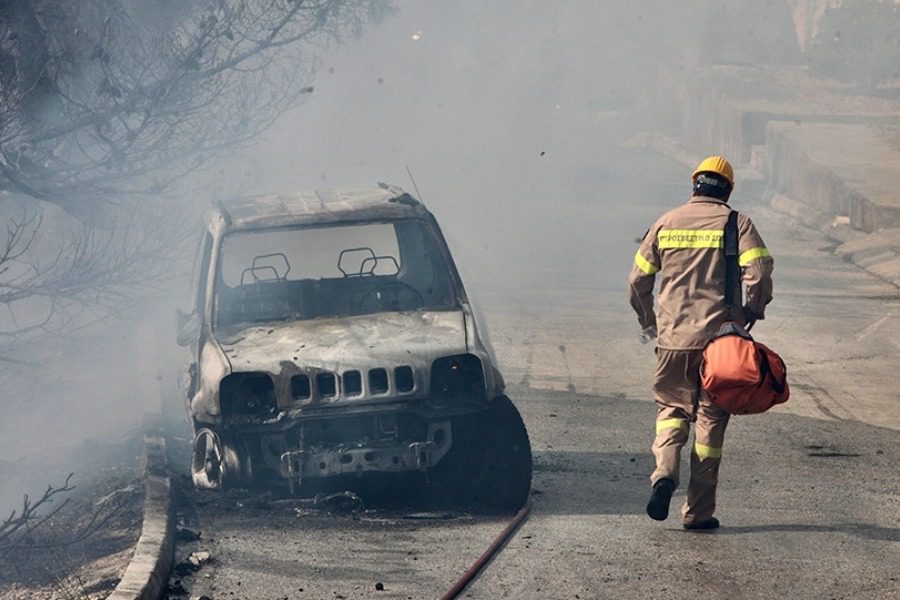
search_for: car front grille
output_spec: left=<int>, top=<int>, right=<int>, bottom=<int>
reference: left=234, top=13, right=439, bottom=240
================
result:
left=289, top=365, right=416, bottom=403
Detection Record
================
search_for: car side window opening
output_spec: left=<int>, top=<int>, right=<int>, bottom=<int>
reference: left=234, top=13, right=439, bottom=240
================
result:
left=214, top=220, right=459, bottom=327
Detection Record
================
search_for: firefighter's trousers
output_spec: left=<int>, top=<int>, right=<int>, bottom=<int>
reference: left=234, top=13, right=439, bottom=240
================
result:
left=651, top=348, right=730, bottom=525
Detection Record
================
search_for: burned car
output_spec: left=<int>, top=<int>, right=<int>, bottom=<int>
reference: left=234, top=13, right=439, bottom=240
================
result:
left=177, top=185, right=532, bottom=510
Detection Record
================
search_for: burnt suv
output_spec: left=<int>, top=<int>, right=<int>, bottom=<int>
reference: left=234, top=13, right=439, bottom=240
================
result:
left=176, top=185, right=532, bottom=510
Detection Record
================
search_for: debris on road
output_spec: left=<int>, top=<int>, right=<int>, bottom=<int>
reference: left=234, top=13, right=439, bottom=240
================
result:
left=173, top=550, right=214, bottom=577
left=176, top=526, right=202, bottom=541
left=401, top=511, right=456, bottom=520
left=316, top=491, right=366, bottom=512
left=167, top=579, right=188, bottom=595
left=292, top=491, right=367, bottom=516
left=188, top=551, right=213, bottom=568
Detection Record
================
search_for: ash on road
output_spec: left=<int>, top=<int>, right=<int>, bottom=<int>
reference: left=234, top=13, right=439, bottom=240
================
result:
left=166, top=384, right=900, bottom=600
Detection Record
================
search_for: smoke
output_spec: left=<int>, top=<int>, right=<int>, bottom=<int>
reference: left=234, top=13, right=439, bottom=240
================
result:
left=2, top=0, right=895, bottom=514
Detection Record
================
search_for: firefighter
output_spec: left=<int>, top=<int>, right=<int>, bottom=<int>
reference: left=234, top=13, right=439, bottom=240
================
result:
left=627, top=155, right=774, bottom=530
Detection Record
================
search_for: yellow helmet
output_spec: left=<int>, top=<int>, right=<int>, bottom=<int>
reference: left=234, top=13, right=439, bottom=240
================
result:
left=692, top=155, right=734, bottom=186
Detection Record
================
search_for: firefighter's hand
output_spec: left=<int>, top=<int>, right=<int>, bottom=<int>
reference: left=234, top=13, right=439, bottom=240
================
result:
left=639, top=325, right=657, bottom=344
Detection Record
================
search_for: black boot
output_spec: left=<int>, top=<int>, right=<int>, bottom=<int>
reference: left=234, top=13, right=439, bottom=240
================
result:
left=683, top=517, right=720, bottom=530
left=646, top=478, right=675, bottom=521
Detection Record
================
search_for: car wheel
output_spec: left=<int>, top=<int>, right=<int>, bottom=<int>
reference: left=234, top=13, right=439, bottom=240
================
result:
left=191, top=428, right=254, bottom=490
left=430, top=395, right=532, bottom=513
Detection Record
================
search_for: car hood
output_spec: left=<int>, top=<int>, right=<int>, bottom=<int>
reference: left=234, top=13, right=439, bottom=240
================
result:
left=214, top=310, right=468, bottom=374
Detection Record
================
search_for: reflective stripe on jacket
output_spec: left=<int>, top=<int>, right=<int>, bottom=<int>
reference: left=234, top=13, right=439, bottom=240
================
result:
left=627, top=196, right=774, bottom=350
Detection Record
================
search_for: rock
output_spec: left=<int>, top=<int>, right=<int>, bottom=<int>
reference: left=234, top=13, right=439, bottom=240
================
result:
left=375, top=582, right=385, bottom=591
left=188, top=551, right=213, bottom=567
left=177, top=526, right=202, bottom=541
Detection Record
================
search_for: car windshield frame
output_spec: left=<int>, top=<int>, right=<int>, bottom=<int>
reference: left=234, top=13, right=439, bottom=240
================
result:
left=211, top=217, right=465, bottom=330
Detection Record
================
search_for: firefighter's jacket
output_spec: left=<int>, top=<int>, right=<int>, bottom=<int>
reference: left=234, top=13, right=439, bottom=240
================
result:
left=627, top=196, right=774, bottom=350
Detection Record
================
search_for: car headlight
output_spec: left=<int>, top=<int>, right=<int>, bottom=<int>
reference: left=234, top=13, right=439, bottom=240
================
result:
left=220, top=372, right=277, bottom=421
left=431, top=354, right=485, bottom=402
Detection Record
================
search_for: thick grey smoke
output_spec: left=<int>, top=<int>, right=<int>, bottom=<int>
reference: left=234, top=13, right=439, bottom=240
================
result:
left=221, top=1, right=800, bottom=291
left=2, top=0, right=895, bottom=514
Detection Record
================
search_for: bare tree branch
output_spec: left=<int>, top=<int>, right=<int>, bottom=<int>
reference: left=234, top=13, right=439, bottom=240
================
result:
left=0, top=473, right=75, bottom=551
left=1, top=1, right=392, bottom=214
left=0, top=471, right=126, bottom=600
left=0, top=202, right=188, bottom=353
left=0, top=0, right=392, bottom=348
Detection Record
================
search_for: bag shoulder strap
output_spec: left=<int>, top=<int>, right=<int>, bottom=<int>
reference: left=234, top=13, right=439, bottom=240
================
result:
left=724, top=210, right=740, bottom=309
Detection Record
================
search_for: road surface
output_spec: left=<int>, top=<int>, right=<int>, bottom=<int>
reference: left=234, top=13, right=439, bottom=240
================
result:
left=168, top=149, right=900, bottom=600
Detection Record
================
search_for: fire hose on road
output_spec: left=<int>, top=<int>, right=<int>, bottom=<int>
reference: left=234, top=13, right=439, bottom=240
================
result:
left=440, top=502, right=532, bottom=600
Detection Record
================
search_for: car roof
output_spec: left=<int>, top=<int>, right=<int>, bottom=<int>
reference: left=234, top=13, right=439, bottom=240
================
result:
left=208, top=185, right=430, bottom=232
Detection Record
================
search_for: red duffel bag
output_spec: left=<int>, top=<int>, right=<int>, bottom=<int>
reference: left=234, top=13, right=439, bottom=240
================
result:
left=700, top=321, right=789, bottom=415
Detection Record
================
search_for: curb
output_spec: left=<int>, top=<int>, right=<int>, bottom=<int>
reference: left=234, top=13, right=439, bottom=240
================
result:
left=769, top=194, right=834, bottom=230
left=770, top=194, right=900, bottom=291
left=842, top=247, right=900, bottom=291
left=108, top=436, right=174, bottom=600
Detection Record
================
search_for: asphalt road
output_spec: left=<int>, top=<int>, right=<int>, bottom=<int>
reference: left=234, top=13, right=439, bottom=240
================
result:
left=167, top=150, right=900, bottom=600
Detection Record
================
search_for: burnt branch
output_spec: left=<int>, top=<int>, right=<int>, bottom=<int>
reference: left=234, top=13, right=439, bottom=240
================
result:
left=0, top=204, right=186, bottom=353
left=0, top=474, right=75, bottom=553
left=0, top=0, right=390, bottom=346
left=0, top=1, right=393, bottom=215
left=0, top=471, right=126, bottom=600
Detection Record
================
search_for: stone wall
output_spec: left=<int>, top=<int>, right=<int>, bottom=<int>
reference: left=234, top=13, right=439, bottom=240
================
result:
left=766, top=122, right=900, bottom=232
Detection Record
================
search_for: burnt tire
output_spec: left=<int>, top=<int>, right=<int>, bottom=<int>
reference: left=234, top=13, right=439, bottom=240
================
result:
left=191, top=428, right=255, bottom=491
left=430, top=395, right=532, bottom=513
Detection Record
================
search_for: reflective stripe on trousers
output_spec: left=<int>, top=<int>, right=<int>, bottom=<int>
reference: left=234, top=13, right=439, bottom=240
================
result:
left=651, top=348, right=730, bottom=524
